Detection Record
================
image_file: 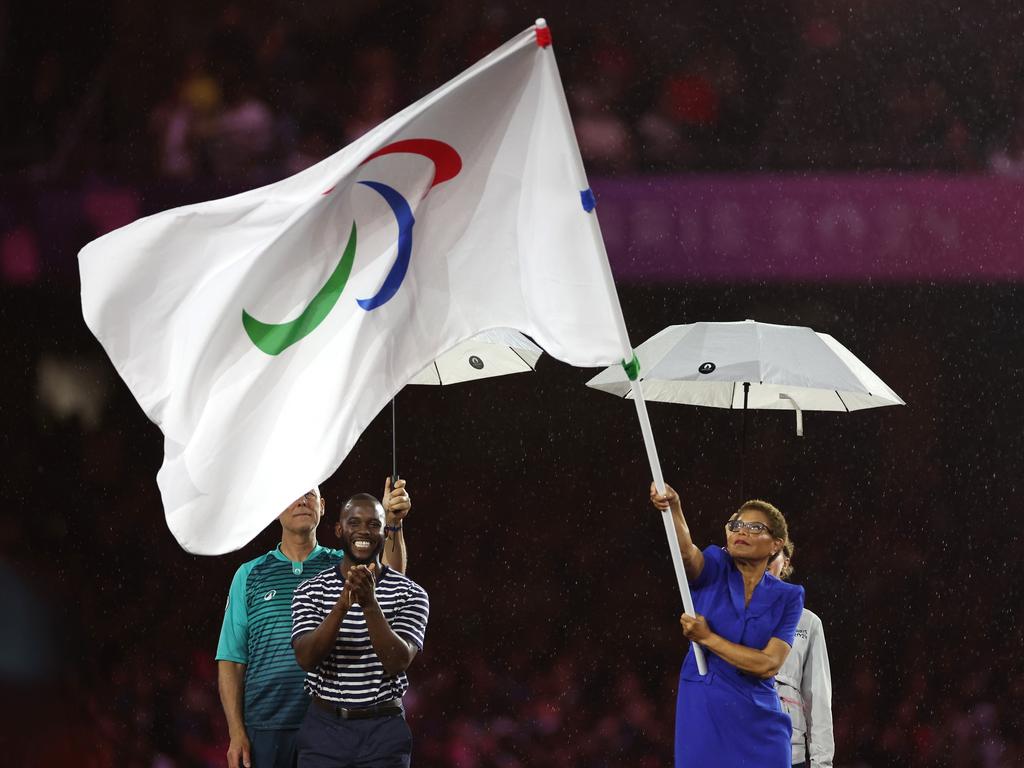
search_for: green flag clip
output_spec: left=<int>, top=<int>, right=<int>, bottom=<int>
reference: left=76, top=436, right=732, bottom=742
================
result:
left=621, top=352, right=641, bottom=381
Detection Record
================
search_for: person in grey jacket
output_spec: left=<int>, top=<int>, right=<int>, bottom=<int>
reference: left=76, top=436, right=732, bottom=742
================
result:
left=768, top=539, right=835, bottom=768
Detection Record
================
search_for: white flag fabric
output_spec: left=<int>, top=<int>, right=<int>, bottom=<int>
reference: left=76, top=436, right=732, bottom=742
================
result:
left=80, top=24, right=632, bottom=554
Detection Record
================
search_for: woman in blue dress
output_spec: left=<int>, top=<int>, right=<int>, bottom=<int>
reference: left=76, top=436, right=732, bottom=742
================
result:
left=651, top=483, right=804, bottom=767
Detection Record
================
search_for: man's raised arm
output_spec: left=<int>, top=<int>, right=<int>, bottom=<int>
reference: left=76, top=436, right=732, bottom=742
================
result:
left=381, top=477, right=411, bottom=573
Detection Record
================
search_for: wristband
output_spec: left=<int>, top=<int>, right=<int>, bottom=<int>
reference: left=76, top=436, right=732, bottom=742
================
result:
left=384, top=524, right=402, bottom=553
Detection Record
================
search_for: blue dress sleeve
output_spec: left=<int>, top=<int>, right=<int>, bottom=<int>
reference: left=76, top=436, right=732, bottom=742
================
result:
left=772, top=584, right=805, bottom=646
left=690, top=545, right=728, bottom=590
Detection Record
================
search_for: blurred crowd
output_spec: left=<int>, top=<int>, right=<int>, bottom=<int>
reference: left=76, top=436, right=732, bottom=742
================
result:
left=8, top=0, right=1024, bottom=182
left=4, top=2, right=1024, bottom=766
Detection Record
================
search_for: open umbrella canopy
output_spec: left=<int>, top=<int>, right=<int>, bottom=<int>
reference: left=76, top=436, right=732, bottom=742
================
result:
left=388, top=328, right=543, bottom=479
left=586, top=320, right=904, bottom=413
left=407, top=328, right=543, bottom=386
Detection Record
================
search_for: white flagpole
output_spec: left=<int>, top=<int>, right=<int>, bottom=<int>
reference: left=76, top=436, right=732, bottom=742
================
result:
left=627, top=363, right=709, bottom=675
left=535, top=17, right=707, bottom=674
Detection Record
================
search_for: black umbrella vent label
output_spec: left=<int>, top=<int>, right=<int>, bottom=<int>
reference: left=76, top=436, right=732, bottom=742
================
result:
left=469, top=355, right=485, bottom=370
left=698, top=362, right=716, bottom=375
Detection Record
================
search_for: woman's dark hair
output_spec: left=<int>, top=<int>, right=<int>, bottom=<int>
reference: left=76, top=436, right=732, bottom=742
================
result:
left=780, top=538, right=795, bottom=580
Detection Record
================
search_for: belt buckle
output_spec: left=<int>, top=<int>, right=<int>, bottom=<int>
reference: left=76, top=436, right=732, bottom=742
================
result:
left=324, top=698, right=399, bottom=720
left=339, top=703, right=368, bottom=720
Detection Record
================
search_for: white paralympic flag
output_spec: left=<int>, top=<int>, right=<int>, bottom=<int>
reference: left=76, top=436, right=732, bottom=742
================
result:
left=80, top=22, right=632, bottom=555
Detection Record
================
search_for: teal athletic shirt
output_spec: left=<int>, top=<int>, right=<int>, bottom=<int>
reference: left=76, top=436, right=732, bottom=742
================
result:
left=216, top=544, right=342, bottom=730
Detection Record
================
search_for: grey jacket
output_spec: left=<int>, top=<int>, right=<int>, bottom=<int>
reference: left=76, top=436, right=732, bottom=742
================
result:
left=775, top=608, right=834, bottom=767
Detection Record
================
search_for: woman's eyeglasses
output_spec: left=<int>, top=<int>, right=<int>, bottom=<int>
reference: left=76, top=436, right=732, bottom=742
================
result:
left=726, top=519, right=773, bottom=536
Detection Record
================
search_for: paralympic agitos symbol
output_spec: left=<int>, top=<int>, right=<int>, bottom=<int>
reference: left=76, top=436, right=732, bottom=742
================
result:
left=242, top=139, right=463, bottom=356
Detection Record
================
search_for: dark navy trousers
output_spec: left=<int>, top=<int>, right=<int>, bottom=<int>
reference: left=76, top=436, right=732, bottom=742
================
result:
left=296, top=705, right=412, bottom=768
left=247, top=728, right=298, bottom=768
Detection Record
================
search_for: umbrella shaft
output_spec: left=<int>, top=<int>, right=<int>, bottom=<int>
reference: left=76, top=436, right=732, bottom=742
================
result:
left=392, top=396, right=397, bottom=482
left=741, top=383, right=749, bottom=499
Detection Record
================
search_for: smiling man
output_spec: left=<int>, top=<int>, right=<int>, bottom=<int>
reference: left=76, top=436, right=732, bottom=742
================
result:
left=217, top=480, right=411, bottom=768
left=291, top=494, right=429, bottom=768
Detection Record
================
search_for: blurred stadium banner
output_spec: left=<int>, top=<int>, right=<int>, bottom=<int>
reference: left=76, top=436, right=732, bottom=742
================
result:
left=8, top=176, right=1024, bottom=285
left=592, top=175, right=1024, bottom=282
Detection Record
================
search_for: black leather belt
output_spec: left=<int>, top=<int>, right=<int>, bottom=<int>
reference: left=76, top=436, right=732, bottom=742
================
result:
left=312, top=695, right=404, bottom=720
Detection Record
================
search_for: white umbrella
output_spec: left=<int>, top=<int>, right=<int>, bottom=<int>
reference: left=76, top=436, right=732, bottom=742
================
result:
left=587, top=319, right=904, bottom=436
left=407, top=327, right=543, bottom=385
left=588, top=319, right=904, bottom=497
left=390, top=329, right=542, bottom=477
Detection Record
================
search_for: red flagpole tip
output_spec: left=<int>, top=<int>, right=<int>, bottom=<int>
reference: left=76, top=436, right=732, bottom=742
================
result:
left=535, top=19, right=552, bottom=48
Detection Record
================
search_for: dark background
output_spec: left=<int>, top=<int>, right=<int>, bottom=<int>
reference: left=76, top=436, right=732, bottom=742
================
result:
left=2, top=1, right=1024, bottom=767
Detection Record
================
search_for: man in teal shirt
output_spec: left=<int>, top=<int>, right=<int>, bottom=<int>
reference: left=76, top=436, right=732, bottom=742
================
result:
left=217, top=479, right=411, bottom=768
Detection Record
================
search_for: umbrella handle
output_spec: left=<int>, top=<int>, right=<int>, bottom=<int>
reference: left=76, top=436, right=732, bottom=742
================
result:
left=779, top=394, right=803, bottom=437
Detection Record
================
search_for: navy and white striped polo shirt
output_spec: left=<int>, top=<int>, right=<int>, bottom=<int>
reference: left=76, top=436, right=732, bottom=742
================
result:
left=291, top=564, right=429, bottom=706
